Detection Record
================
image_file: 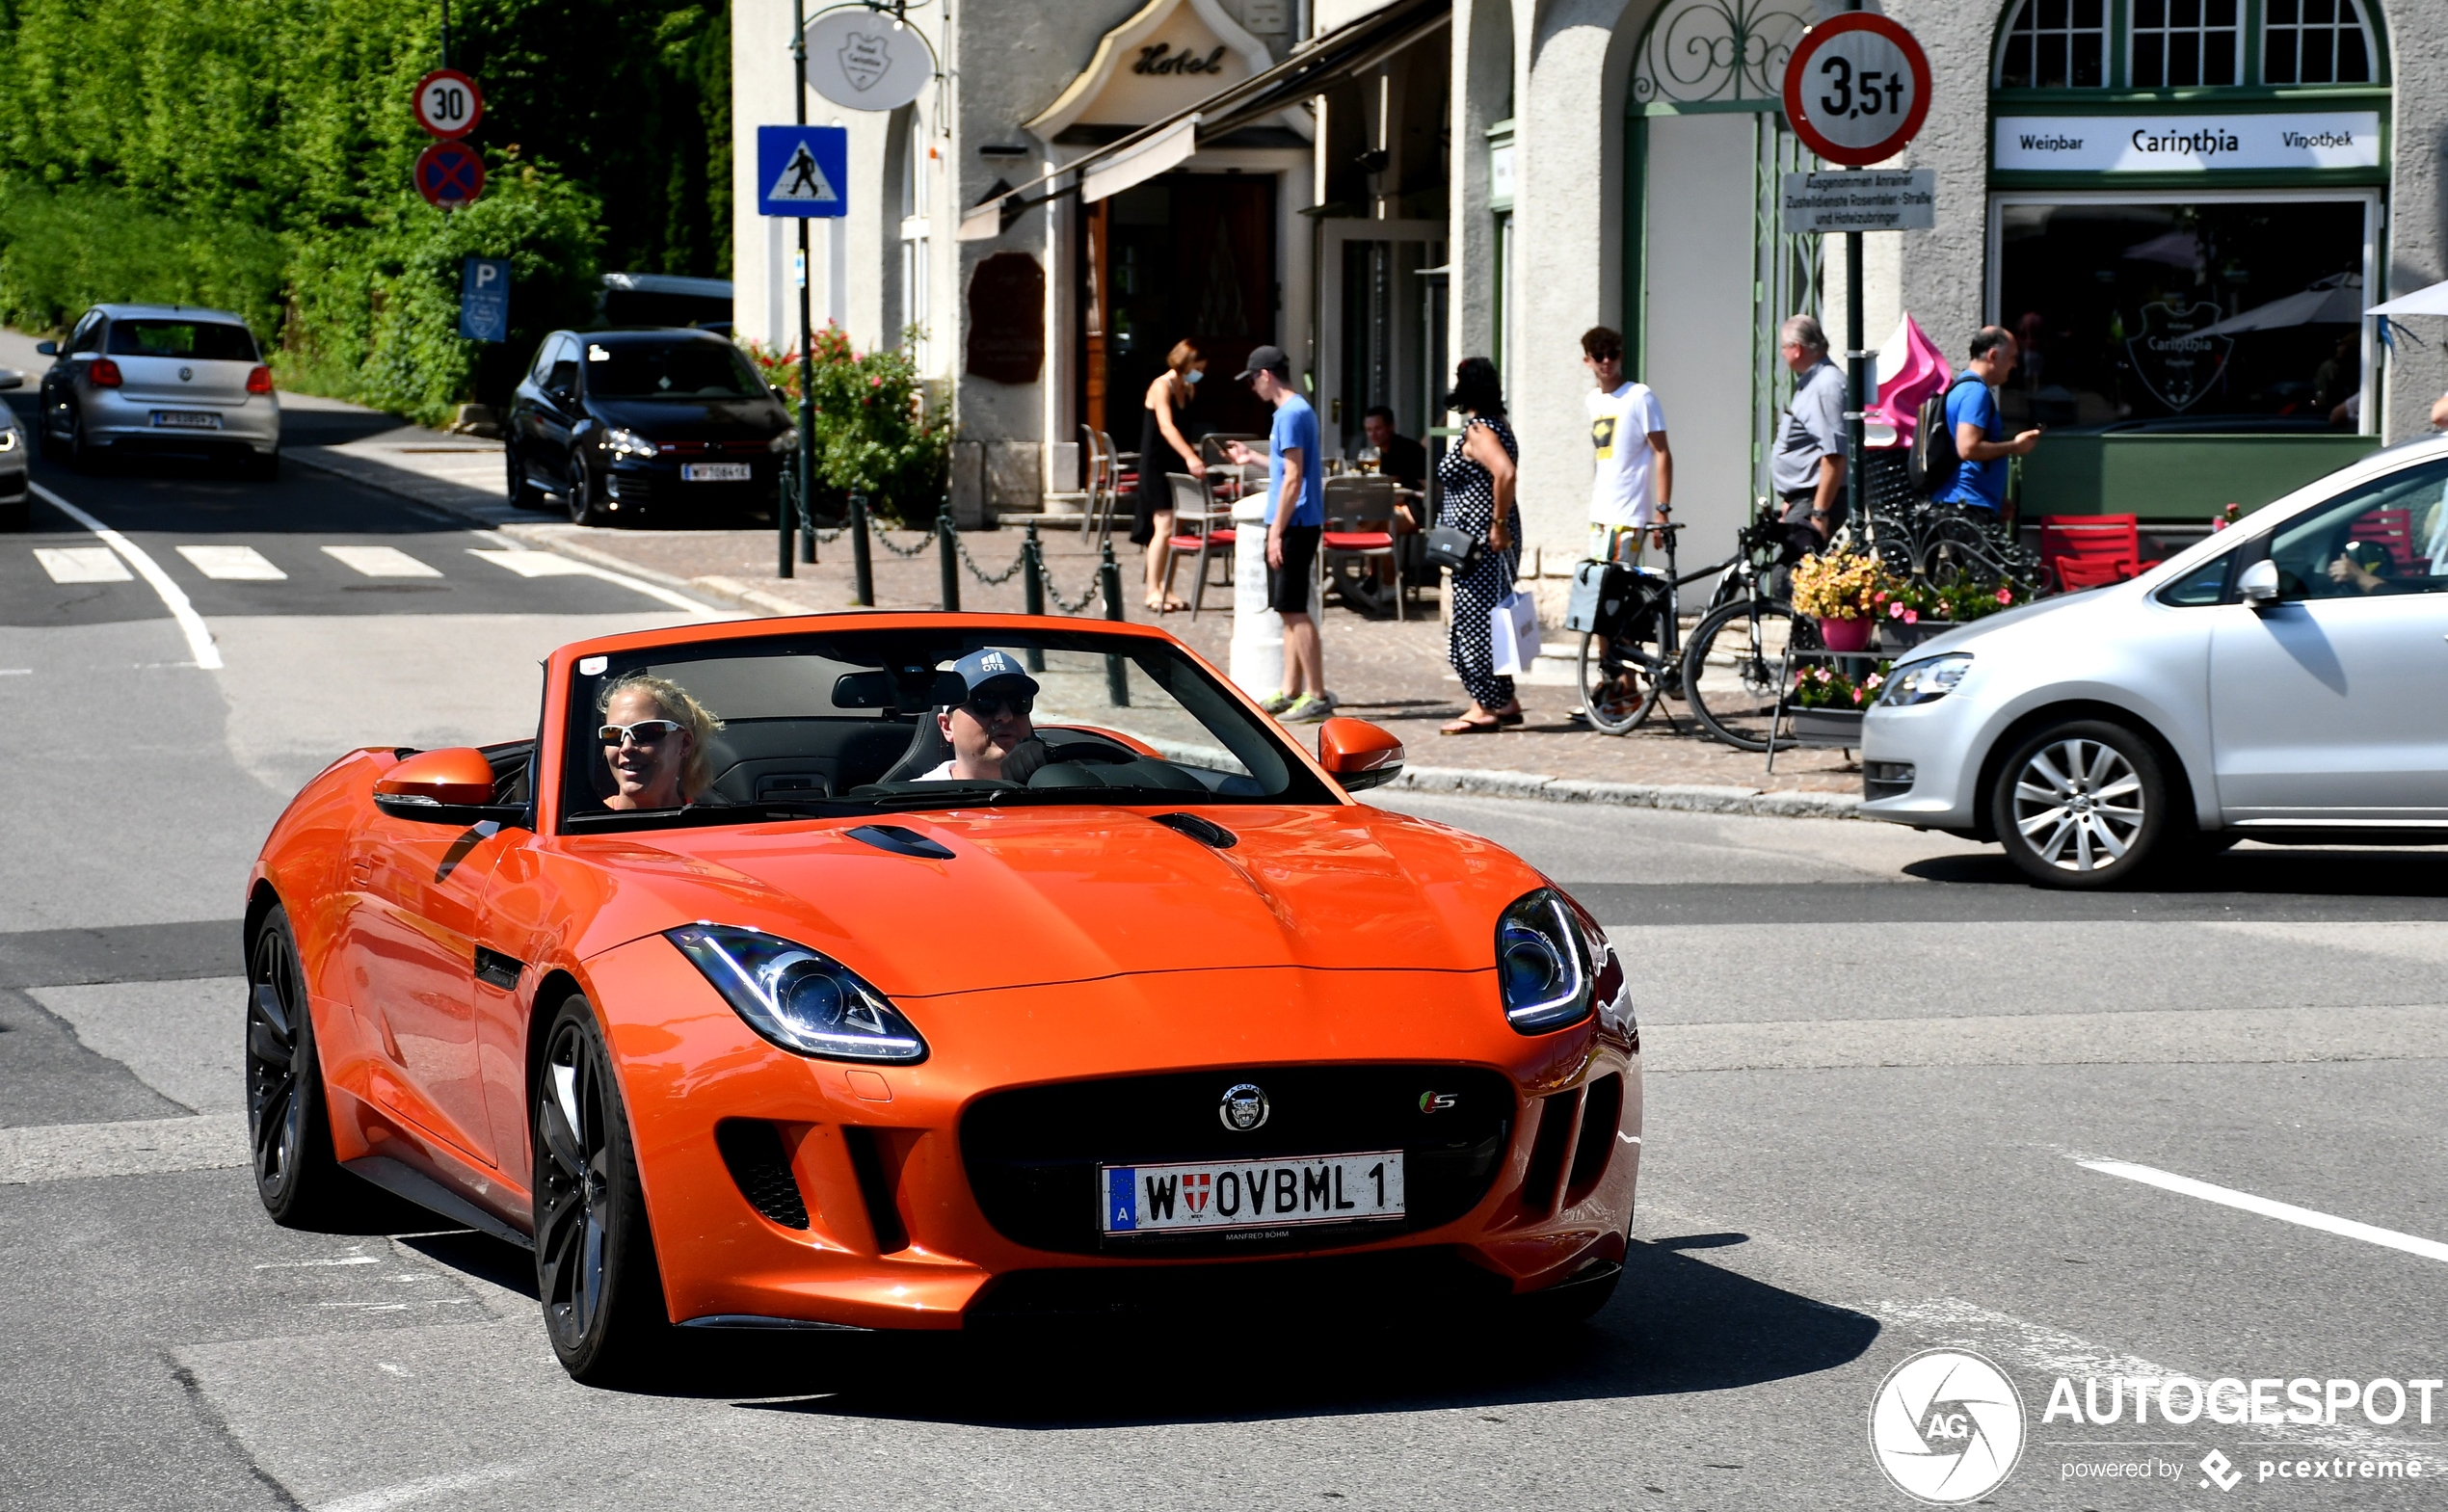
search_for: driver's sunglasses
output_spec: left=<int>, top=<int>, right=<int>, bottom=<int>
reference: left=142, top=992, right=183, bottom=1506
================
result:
left=599, top=719, right=683, bottom=747
left=962, top=691, right=1033, bottom=720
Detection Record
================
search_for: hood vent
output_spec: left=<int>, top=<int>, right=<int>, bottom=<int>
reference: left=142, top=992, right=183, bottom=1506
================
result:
left=1149, top=812, right=1237, bottom=849
left=846, top=824, right=954, bottom=860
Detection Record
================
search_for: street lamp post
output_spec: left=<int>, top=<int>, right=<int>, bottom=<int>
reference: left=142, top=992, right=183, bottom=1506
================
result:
left=783, top=0, right=819, bottom=579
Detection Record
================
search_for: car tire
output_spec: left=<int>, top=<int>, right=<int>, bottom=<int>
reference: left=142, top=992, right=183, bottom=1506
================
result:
left=1990, top=718, right=2168, bottom=889
left=247, top=448, right=280, bottom=483
left=66, top=405, right=98, bottom=473
left=533, top=992, right=672, bottom=1385
left=247, top=905, right=360, bottom=1227
left=505, top=443, right=545, bottom=510
left=567, top=464, right=604, bottom=526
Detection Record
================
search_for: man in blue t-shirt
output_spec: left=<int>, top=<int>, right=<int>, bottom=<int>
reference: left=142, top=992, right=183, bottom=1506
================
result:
left=1940, top=326, right=2043, bottom=513
left=1225, top=346, right=1333, bottom=721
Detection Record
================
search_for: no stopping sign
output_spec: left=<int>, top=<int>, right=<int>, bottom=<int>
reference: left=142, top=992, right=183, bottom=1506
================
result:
left=1783, top=13, right=1930, bottom=167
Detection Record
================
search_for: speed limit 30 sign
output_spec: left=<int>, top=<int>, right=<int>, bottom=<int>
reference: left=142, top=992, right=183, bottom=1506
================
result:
left=1782, top=13, right=1930, bottom=167
left=413, top=68, right=484, bottom=141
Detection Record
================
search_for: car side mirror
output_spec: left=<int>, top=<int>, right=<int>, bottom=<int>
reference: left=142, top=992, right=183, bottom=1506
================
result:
left=0, top=369, right=24, bottom=391
left=34, top=340, right=56, bottom=357
left=1316, top=717, right=1404, bottom=792
left=2237, top=557, right=2281, bottom=609
left=374, top=747, right=511, bottom=822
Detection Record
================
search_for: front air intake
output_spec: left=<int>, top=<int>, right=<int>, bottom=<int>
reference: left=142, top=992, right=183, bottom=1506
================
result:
left=1519, top=1088, right=1583, bottom=1216
left=714, top=1120, right=809, bottom=1230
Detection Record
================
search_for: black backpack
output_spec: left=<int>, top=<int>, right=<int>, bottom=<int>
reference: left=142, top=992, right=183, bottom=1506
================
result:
left=1910, top=374, right=1982, bottom=497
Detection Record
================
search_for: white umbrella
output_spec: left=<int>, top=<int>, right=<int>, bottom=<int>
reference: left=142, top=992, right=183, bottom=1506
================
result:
left=2195, top=273, right=2362, bottom=336
left=2367, top=277, right=2448, bottom=317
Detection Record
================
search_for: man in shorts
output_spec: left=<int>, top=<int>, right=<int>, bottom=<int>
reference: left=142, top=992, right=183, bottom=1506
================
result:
left=1582, top=327, right=1671, bottom=567
left=1225, top=346, right=1333, bottom=722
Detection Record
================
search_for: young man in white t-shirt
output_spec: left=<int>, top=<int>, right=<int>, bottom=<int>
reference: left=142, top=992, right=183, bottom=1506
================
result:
left=1582, top=327, right=1672, bottom=567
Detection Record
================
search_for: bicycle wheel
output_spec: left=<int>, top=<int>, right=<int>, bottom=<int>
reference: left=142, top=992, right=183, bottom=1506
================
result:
left=1684, top=597, right=1808, bottom=752
left=1577, top=626, right=1663, bottom=735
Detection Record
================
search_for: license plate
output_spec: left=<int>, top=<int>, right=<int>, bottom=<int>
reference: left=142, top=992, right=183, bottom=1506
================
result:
left=1101, top=1151, right=1404, bottom=1235
left=680, top=462, right=751, bottom=482
left=151, top=411, right=222, bottom=431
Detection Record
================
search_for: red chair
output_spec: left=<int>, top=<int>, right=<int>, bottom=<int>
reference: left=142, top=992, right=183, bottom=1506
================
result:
left=1164, top=473, right=1236, bottom=621
left=1321, top=475, right=1402, bottom=620
left=2039, top=515, right=2161, bottom=593
left=2349, top=507, right=2415, bottom=572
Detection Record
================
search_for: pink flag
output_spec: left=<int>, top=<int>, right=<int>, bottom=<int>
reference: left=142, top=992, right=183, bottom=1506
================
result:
left=1865, top=313, right=1949, bottom=450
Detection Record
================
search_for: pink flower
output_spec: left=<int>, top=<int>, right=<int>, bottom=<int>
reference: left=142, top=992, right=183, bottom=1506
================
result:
left=1995, top=587, right=2013, bottom=604
left=2212, top=518, right=2227, bottom=531
left=1903, top=609, right=1919, bottom=624
left=1888, top=600, right=1904, bottom=618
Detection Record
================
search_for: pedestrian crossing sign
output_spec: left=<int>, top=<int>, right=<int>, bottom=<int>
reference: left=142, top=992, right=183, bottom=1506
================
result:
left=758, top=125, right=848, bottom=218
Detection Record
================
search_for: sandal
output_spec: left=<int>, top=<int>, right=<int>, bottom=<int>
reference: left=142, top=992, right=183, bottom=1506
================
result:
left=1440, top=715, right=1503, bottom=735
left=1494, top=704, right=1526, bottom=727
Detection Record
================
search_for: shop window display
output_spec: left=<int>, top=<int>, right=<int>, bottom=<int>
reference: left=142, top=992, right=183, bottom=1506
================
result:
left=1996, top=199, right=2366, bottom=432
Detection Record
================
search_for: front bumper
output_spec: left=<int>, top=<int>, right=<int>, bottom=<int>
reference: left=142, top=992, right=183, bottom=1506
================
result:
left=1858, top=694, right=1989, bottom=831
left=599, top=453, right=783, bottom=520
left=585, top=938, right=1642, bottom=1331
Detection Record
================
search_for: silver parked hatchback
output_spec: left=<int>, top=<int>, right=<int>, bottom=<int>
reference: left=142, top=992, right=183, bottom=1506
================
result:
left=1861, top=435, right=2448, bottom=887
left=37, top=304, right=280, bottom=477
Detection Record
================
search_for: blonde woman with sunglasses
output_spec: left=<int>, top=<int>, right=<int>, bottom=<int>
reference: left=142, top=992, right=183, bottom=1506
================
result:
left=597, top=674, right=723, bottom=810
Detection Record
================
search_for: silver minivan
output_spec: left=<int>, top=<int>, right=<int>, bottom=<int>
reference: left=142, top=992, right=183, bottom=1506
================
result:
left=37, top=304, right=280, bottom=477
left=1861, top=435, right=2448, bottom=887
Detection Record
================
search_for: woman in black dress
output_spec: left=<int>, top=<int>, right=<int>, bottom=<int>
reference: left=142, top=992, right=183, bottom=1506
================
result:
left=1129, top=339, right=1209, bottom=612
left=1435, top=357, right=1524, bottom=733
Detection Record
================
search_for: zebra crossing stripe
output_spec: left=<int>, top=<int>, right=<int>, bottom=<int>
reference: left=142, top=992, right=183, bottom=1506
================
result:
left=176, top=544, right=287, bottom=580
left=34, top=546, right=132, bottom=583
left=322, top=544, right=442, bottom=577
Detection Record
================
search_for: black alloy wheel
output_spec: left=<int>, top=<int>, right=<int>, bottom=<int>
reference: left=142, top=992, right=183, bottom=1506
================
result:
left=566, top=462, right=603, bottom=526
left=247, top=905, right=354, bottom=1224
left=1991, top=718, right=2168, bottom=889
left=533, top=993, right=670, bottom=1384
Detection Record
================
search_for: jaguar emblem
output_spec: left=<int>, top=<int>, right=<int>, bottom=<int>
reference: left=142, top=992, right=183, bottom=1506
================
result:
left=178, top=366, right=193, bottom=382
left=1218, top=1082, right=1269, bottom=1131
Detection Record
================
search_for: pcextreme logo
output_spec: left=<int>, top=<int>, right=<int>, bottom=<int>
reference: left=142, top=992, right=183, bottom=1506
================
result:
left=1869, top=1349, right=2028, bottom=1503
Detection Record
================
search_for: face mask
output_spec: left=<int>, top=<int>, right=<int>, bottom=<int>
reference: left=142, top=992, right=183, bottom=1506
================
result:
left=1184, top=369, right=1204, bottom=385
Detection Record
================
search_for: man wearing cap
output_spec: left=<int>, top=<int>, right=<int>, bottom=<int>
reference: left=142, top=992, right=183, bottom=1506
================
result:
left=1224, top=346, right=1334, bottom=722
left=918, top=649, right=1045, bottom=782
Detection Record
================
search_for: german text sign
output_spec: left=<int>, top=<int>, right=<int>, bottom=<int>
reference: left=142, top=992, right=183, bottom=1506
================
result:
left=460, top=257, right=510, bottom=342
left=1781, top=170, right=1934, bottom=233
left=1783, top=14, right=1930, bottom=168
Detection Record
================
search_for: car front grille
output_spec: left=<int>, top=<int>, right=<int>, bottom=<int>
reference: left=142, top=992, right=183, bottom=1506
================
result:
left=966, top=1245, right=1513, bottom=1328
left=960, top=1065, right=1515, bottom=1258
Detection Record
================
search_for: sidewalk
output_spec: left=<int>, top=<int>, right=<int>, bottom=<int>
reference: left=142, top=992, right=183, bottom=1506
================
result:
left=287, top=415, right=1864, bottom=813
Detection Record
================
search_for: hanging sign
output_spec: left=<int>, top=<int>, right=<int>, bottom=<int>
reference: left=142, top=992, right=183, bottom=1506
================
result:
left=1783, top=13, right=1931, bottom=168
left=413, top=68, right=484, bottom=140
left=804, top=8, right=934, bottom=113
left=413, top=140, right=486, bottom=208
left=1781, top=169, right=1935, bottom=232
left=758, top=125, right=849, bottom=218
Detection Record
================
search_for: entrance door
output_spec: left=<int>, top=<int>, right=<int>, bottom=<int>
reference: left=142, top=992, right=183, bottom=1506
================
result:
left=1318, top=219, right=1445, bottom=462
left=1079, top=172, right=1277, bottom=446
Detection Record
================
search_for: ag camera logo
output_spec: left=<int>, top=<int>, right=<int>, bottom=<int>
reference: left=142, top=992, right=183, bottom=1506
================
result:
left=1870, top=1348, right=2027, bottom=1503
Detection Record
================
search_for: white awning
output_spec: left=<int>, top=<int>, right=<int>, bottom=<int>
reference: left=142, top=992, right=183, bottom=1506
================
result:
left=1082, top=115, right=1201, bottom=204
left=2368, top=278, right=2448, bottom=318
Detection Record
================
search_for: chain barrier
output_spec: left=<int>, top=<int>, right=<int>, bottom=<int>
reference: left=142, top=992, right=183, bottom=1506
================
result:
left=1034, top=552, right=1105, bottom=613
left=866, top=519, right=935, bottom=558
left=825, top=502, right=1139, bottom=614
left=952, top=529, right=1028, bottom=586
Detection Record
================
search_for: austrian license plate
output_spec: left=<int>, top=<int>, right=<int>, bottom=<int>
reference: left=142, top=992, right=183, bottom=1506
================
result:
left=1101, top=1151, right=1404, bottom=1235
left=150, top=411, right=222, bottom=431
left=680, top=462, right=751, bottom=482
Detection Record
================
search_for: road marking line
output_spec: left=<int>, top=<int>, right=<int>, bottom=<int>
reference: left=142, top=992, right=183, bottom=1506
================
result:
left=34, top=545, right=132, bottom=582
left=31, top=483, right=222, bottom=669
left=314, top=1460, right=536, bottom=1512
left=254, top=1255, right=380, bottom=1269
left=0, top=1112, right=247, bottom=1183
left=467, top=546, right=590, bottom=577
left=323, top=544, right=443, bottom=578
left=2078, top=1157, right=2448, bottom=1264
left=176, top=544, right=287, bottom=581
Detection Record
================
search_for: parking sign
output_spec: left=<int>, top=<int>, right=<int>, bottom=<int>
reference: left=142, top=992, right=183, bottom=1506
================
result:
left=460, top=257, right=510, bottom=343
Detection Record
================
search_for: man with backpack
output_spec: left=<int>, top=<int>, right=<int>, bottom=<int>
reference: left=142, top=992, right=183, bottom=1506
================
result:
left=1929, top=327, right=2042, bottom=516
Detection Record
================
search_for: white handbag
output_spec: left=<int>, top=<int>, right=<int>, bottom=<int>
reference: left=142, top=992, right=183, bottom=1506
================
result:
left=1489, top=588, right=1542, bottom=676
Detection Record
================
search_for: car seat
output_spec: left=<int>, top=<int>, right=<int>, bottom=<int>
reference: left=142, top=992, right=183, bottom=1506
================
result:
left=875, top=709, right=954, bottom=783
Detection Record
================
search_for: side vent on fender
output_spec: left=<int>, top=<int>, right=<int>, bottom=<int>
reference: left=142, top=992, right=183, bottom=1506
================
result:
left=1519, top=1087, right=1583, bottom=1216
left=841, top=1127, right=910, bottom=1253
left=1562, top=1074, right=1623, bottom=1209
left=714, top=1120, right=810, bottom=1230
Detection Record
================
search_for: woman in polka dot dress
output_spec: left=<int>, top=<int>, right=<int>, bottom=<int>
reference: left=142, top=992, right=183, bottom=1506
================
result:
left=1435, top=357, right=1524, bottom=734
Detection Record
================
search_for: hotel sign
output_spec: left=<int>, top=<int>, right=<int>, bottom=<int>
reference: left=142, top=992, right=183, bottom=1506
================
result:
left=1994, top=112, right=2381, bottom=172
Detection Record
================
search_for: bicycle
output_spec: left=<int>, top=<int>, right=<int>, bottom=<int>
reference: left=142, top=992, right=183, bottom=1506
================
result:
left=1574, top=516, right=1789, bottom=737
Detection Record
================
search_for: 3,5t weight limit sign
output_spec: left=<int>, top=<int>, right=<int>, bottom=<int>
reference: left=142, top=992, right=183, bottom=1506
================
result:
left=1783, top=13, right=1930, bottom=167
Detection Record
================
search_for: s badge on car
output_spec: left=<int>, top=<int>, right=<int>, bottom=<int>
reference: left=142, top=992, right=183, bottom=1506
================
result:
left=1218, top=1082, right=1270, bottom=1131
left=1419, top=1091, right=1457, bottom=1113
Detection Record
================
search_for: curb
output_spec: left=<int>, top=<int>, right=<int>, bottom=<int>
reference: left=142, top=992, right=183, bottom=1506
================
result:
left=1392, top=764, right=1862, bottom=820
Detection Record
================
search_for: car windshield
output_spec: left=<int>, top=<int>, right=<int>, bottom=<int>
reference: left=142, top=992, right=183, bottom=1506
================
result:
left=584, top=339, right=764, bottom=399
left=106, top=320, right=258, bottom=361
left=559, top=627, right=1336, bottom=829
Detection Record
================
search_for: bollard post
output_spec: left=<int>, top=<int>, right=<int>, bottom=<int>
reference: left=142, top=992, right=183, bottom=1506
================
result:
left=848, top=490, right=874, bottom=606
left=1099, top=541, right=1130, bottom=705
left=800, top=493, right=817, bottom=565
left=937, top=508, right=961, bottom=613
left=1022, top=523, right=1046, bottom=672
left=778, top=479, right=796, bottom=579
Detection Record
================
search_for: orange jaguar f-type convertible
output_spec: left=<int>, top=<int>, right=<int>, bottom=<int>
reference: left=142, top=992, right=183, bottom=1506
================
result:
left=244, top=613, right=1638, bottom=1381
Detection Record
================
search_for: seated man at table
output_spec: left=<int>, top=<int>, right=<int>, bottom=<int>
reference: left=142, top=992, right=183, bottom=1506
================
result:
left=1363, top=406, right=1429, bottom=514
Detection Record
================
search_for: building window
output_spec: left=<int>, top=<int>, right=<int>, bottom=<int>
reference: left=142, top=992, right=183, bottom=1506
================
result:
left=1996, top=0, right=2109, bottom=91
left=899, top=111, right=931, bottom=373
left=2263, top=0, right=2375, bottom=85
left=2129, top=0, right=2240, bottom=88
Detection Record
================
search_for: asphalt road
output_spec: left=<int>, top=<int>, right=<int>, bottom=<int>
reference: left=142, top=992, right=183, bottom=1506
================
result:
left=5, top=412, right=2446, bottom=1510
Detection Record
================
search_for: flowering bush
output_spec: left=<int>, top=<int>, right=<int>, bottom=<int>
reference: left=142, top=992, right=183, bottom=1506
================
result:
left=1789, top=551, right=1904, bottom=621
left=741, top=327, right=951, bottom=526
left=1876, top=573, right=2029, bottom=626
left=1792, top=660, right=1892, bottom=710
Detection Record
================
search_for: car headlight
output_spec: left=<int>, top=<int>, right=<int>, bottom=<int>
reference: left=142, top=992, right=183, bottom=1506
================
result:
left=1878, top=653, right=1972, bottom=707
left=1496, top=889, right=1597, bottom=1035
left=666, top=923, right=926, bottom=1063
left=768, top=428, right=799, bottom=453
left=601, top=427, right=658, bottom=460
left=0, top=429, right=19, bottom=453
